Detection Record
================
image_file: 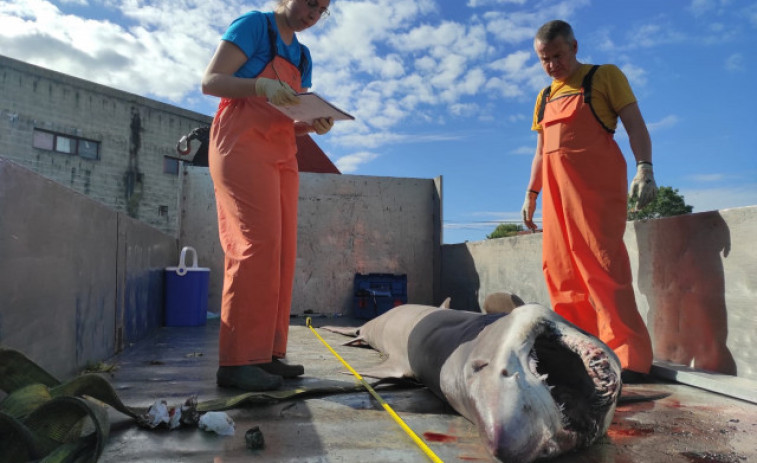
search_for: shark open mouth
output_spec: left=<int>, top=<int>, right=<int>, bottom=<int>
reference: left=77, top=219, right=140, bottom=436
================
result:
left=528, top=322, right=620, bottom=447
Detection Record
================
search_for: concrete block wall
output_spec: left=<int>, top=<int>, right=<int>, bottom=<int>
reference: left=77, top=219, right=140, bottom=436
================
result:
left=179, top=169, right=443, bottom=315
left=0, top=158, right=177, bottom=379
left=0, top=158, right=442, bottom=379
left=440, top=206, right=757, bottom=382
left=0, top=54, right=212, bottom=237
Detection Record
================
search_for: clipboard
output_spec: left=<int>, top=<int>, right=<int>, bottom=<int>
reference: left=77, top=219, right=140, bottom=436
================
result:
left=268, top=92, right=355, bottom=125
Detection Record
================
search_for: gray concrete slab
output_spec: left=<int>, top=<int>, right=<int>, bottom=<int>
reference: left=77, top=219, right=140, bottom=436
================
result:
left=101, top=318, right=757, bottom=463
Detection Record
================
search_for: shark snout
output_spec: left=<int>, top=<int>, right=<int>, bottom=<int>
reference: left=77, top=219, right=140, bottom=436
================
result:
left=470, top=366, right=567, bottom=462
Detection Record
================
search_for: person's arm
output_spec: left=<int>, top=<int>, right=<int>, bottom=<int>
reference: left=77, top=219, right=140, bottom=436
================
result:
left=294, top=118, right=334, bottom=136
left=201, top=41, right=257, bottom=99
left=522, top=132, right=544, bottom=231
left=527, top=132, right=544, bottom=193
left=618, top=102, right=651, bottom=165
left=201, top=40, right=299, bottom=105
left=620, top=102, right=657, bottom=209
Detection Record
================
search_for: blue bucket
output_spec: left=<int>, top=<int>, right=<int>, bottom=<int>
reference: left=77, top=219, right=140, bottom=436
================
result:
left=164, top=246, right=209, bottom=326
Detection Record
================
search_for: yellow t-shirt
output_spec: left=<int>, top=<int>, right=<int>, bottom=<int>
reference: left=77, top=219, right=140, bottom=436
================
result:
left=531, top=64, right=637, bottom=132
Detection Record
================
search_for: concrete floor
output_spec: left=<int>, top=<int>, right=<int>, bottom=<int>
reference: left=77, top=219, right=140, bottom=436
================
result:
left=100, top=318, right=757, bottom=463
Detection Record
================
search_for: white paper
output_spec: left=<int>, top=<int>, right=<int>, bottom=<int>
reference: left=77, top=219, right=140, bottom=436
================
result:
left=269, top=92, right=355, bottom=125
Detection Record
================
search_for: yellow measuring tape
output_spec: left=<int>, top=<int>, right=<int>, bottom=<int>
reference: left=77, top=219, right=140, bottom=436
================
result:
left=305, top=318, right=444, bottom=463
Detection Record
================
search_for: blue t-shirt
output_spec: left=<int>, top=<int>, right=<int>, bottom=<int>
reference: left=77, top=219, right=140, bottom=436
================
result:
left=221, top=11, right=313, bottom=88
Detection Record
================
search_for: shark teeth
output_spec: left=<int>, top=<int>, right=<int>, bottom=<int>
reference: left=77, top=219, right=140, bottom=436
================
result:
left=528, top=322, right=620, bottom=446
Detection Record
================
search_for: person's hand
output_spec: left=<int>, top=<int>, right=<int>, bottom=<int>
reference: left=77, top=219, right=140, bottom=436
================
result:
left=311, top=117, right=334, bottom=135
left=522, top=190, right=539, bottom=231
left=629, top=161, right=657, bottom=211
left=254, top=77, right=300, bottom=106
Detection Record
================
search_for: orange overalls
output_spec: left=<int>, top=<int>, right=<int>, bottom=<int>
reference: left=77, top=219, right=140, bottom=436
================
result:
left=540, top=70, right=653, bottom=373
left=209, top=54, right=303, bottom=367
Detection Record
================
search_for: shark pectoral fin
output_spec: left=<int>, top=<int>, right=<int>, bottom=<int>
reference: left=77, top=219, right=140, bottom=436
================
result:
left=343, top=337, right=370, bottom=347
left=359, top=359, right=414, bottom=380
left=439, top=297, right=451, bottom=309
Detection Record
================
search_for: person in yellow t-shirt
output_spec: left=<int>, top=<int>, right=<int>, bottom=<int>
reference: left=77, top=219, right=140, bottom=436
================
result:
left=521, top=20, right=657, bottom=382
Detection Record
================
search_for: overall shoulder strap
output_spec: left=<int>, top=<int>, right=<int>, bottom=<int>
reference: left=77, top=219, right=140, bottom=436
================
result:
left=581, top=65, right=614, bottom=134
left=265, top=15, right=308, bottom=76
left=536, top=86, right=552, bottom=124
left=299, top=48, right=308, bottom=77
left=265, top=15, right=278, bottom=59
left=581, top=65, right=600, bottom=105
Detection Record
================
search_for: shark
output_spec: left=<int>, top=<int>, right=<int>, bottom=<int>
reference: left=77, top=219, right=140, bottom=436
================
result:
left=323, top=302, right=622, bottom=462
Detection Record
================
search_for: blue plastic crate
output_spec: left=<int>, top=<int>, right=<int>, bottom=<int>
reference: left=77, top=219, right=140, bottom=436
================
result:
left=353, top=273, right=407, bottom=319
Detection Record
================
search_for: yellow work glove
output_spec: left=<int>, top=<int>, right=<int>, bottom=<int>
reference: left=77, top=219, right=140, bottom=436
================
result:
left=629, top=161, right=657, bottom=210
left=312, top=117, right=334, bottom=135
left=522, top=190, right=539, bottom=231
left=254, top=77, right=300, bottom=106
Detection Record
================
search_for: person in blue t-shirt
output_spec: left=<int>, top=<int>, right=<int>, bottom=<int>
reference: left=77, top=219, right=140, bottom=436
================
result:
left=201, top=0, right=332, bottom=392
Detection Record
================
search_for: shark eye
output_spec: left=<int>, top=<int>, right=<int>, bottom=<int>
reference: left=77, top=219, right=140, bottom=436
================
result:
left=472, top=360, right=489, bottom=372
left=501, top=368, right=510, bottom=377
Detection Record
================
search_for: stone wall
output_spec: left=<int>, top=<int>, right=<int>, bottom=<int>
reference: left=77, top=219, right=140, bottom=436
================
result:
left=0, top=158, right=176, bottom=379
left=180, top=169, right=443, bottom=315
left=0, top=54, right=211, bottom=237
left=440, top=206, right=757, bottom=381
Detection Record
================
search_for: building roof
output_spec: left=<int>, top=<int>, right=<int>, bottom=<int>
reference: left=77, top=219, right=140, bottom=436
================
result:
left=296, top=134, right=340, bottom=174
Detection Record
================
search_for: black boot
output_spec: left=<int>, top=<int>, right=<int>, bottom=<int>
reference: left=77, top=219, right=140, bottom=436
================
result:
left=217, top=365, right=283, bottom=391
left=258, top=358, right=305, bottom=378
left=621, top=369, right=653, bottom=384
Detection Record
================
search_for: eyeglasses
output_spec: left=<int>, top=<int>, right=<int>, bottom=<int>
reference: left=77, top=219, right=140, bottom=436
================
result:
left=304, top=0, right=330, bottom=17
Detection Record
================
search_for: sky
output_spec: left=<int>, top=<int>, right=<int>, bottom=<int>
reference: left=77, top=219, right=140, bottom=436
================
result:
left=2, top=0, right=756, bottom=243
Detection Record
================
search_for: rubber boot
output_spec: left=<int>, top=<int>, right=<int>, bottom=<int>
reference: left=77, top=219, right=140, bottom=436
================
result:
left=258, top=358, right=305, bottom=378
left=216, top=365, right=283, bottom=391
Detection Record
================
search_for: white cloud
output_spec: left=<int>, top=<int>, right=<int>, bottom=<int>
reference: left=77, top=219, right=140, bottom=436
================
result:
left=449, top=102, right=478, bottom=117
left=725, top=53, right=744, bottom=72
left=489, top=50, right=531, bottom=73
left=688, top=0, right=727, bottom=17
left=647, top=115, right=679, bottom=132
left=444, top=209, right=534, bottom=236
left=747, top=3, right=757, bottom=27
left=482, top=10, right=539, bottom=44
left=620, top=62, right=648, bottom=87
left=0, top=0, right=254, bottom=102
left=9, top=0, right=715, bottom=177
left=467, top=0, right=528, bottom=7
left=680, top=185, right=757, bottom=213
left=334, top=151, right=380, bottom=173
left=510, top=145, right=534, bottom=156
left=689, top=174, right=727, bottom=182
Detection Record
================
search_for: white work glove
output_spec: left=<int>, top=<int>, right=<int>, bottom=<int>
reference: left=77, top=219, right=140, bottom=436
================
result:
left=629, top=161, right=658, bottom=210
left=311, top=117, right=334, bottom=135
left=522, top=190, right=539, bottom=231
left=254, top=77, right=300, bottom=106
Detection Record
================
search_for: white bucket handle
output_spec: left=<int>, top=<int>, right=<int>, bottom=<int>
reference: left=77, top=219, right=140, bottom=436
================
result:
left=176, top=246, right=199, bottom=276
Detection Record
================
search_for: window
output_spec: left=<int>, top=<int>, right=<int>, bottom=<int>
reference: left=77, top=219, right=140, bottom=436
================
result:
left=163, top=156, right=179, bottom=175
left=78, top=140, right=100, bottom=160
left=55, top=136, right=75, bottom=154
left=32, top=129, right=100, bottom=160
left=32, top=130, right=54, bottom=150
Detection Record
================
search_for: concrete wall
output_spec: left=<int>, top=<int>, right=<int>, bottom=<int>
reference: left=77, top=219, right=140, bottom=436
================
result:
left=3, top=135, right=755, bottom=385
left=440, top=232, right=547, bottom=311
left=440, top=206, right=757, bottom=381
left=180, top=170, right=442, bottom=315
left=0, top=158, right=176, bottom=379
left=0, top=54, right=212, bottom=237
left=629, top=207, right=757, bottom=381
